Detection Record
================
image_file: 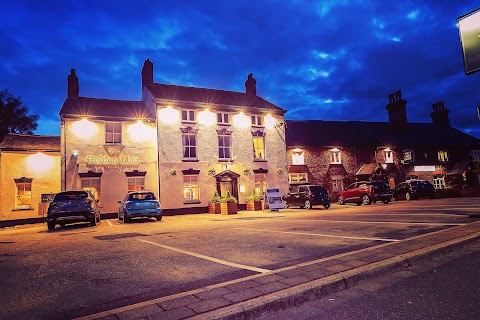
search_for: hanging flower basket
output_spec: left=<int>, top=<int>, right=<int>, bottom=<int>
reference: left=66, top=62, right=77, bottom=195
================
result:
left=169, top=169, right=177, bottom=176
left=276, top=168, right=285, bottom=175
left=208, top=168, right=216, bottom=176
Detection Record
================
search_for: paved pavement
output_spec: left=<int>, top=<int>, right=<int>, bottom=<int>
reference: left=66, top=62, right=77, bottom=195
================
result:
left=75, top=219, right=480, bottom=320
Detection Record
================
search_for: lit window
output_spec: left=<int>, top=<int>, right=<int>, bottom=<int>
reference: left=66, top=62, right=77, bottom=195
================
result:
left=292, top=149, right=304, bottom=165
left=106, top=122, right=122, bottom=144
left=254, top=173, right=267, bottom=197
left=253, top=136, right=265, bottom=160
left=330, top=149, right=341, bottom=164
left=181, top=110, right=196, bottom=122
left=183, top=175, right=199, bottom=201
left=471, top=150, right=480, bottom=162
left=331, top=175, right=344, bottom=192
left=438, top=150, right=449, bottom=163
left=81, top=178, right=101, bottom=201
left=182, top=133, right=197, bottom=159
left=403, top=149, right=415, bottom=163
left=433, top=176, right=446, bottom=189
left=251, top=115, right=263, bottom=126
left=15, top=178, right=32, bottom=209
left=384, top=150, right=393, bottom=163
left=218, top=135, right=231, bottom=160
left=217, top=112, right=230, bottom=125
left=288, top=173, right=308, bottom=184
left=128, top=177, right=145, bottom=192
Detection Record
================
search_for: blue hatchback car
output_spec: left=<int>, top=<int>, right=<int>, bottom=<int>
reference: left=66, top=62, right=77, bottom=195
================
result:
left=118, top=191, right=162, bottom=223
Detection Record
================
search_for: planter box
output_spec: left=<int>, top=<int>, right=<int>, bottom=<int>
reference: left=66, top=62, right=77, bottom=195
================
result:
left=220, top=202, right=237, bottom=215
left=246, top=200, right=262, bottom=211
left=208, top=203, right=221, bottom=214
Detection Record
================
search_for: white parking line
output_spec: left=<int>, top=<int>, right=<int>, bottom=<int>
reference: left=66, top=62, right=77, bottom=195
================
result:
left=235, top=228, right=400, bottom=242
left=136, top=238, right=270, bottom=273
left=106, top=220, right=114, bottom=227
left=287, top=219, right=465, bottom=226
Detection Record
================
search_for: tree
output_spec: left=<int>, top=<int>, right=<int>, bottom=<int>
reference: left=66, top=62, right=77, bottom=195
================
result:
left=0, top=89, right=39, bottom=142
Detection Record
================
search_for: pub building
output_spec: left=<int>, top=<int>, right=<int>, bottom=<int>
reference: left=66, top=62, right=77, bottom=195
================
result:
left=59, top=60, right=289, bottom=214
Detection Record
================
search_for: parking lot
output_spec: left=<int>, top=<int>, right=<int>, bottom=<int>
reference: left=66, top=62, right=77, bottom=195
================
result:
left=1, top=197, right=479, bottom=320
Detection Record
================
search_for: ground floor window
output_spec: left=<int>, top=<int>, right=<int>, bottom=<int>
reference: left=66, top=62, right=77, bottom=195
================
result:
left=288, top=173, right=308, bottom=184
left=255, top=173, right=267, bottom=197
left=183, top=175, right=199, bottom=201
left=81, top=178, right=101, bottom=201
left=128, top=177, right=145, bottom=192
left=433, top=176, right=446, bottom=189
left=15, top=178, right=32, bottom=209
left=331, top=177, right=344, bottom=192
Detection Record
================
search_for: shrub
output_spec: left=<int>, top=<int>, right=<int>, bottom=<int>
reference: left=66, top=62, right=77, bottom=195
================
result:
left=220, top=190, right=238, bottom=203
left=246, top=189, right=260, bottom=202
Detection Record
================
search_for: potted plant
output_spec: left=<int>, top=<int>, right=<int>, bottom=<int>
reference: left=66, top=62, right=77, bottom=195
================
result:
left=208, top=190, right=221, bottom=214
left=246, top=188, right=262, bottom=211
left=220, top=190, right=238, bottom=214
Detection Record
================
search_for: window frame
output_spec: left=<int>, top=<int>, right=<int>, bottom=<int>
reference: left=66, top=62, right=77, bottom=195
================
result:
left=105, top=121, right=122, bottom=145
left=254, top=173, right=267, bottom=198
left=384, top=150, right=393, bottom=163
left=253, top=136, right=265, bottom=160
left=15, top=180, right=32, bottom=209
left=330, top=150, right=342, bottom=164
left=437, top=150, right=449, bottom=163
left=218, top=134, right=232, bottom=160
left=182, top=132, right=197, bottom=160
left=127, top=176, right=145, bottom=192
left=181, top=109, right=196, bottom=123
left=251, top=115, right=263, bottom=127
left=471, top=150, right=480, bottom=162
left=291, top=150, right=305, bottom=165
left=288, top=173, right=308, bottom=184
left=217, top=112, right=230, bottom=125
left=81, top=177, right=101, bottom=201
left=403, top=149, right=415, bottom=163
left=183, top=174, right=200, bottom=202
left=433, top=176, right=446, bottom=189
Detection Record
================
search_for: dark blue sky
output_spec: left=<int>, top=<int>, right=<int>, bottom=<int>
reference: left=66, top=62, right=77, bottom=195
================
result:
left=1, top=1, right=479, bottom=138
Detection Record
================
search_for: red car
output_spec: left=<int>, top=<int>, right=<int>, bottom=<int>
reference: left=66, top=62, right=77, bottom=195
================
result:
left=337, top=181, right=392, bottom=205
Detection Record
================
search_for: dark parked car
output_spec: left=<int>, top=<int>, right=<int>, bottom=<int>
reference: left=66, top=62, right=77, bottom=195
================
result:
left=282, top=185, right=331, bottom=209
left=118, top=191, right=162, bottom=222
left=46, top=190, right=101, bottom=230
left=392, top=180, right=436, bottom=201
left=338, top=181, right=392, bottom=205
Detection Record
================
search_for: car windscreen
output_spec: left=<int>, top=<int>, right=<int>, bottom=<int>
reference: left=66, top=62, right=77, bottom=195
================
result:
left=128, top=193, right=156, bottom=201
left=54, top=192, right=88, bottom=201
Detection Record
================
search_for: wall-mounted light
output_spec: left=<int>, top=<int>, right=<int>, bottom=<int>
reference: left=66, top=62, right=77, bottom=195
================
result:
left=72, top=150, right=79, bottom=157
left=158, top=106, right=180, bottom=124
left=197, top=109, right=216, bottom=126
left=264, top=114, right=276, bottom=129
left=128, top=120, right=155, bottom=142
left=71, top=118, right=97, bottom=138
left=232, top=112, right=250, bottom=128
left=330, top=147, right=340, bottom=152
left=26, top=152, right=55, bottom=173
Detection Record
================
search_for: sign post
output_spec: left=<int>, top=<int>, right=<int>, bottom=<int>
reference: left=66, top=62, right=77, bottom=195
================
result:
left=265, top=188, right=284, bottom=212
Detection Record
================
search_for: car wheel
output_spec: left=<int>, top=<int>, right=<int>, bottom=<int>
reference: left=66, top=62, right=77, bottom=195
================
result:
left=323, top=204, right=330, bottom=209
left=362, top=194, right=371, bottom=205
left=47, top=221, right=55, bottom=230
left=405, top=192, right=411, bottom=201
left=382, top=199, right=390, bottom=204
left=304, top=200, right=311, bottom=209
left=283, top=200, right=289, bottom=208
left=124, top=216, right=130, bottom=223
left=59, top=222, right=66, bottom=227
left=90, top=217, right=97, bottom=227
left=356, top=202, right=362, bottom=206
left=155, top=216, right=163, bottom=221
left=96, top=214, right=101, bottom=223
left=338, top=196, right=345, bottom=205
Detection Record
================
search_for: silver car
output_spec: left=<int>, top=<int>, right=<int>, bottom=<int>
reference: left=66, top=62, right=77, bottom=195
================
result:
left=47, top=190, right=101, bottom=230
left=118, top=191, right=162, bottom=223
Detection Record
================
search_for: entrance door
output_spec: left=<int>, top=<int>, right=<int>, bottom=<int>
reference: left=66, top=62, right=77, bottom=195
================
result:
left=220, top=181, right=233, bottom=197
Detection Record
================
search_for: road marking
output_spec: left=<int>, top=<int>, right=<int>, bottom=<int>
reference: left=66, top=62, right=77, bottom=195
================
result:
left=0, top=226, right=44, bottom=235
left=106, top=220, right=114, bottom=227
left=235, top=228, right=400, bottom=242
left=287, top=219, right=465, bottom=226
left=136, top=238, right=270, bottom=273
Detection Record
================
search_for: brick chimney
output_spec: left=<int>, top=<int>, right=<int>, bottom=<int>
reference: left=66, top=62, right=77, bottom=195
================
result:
left=386, top=90, right=407, bottom=128
left=141, top=58, right=154, bottom=91
left=67, top=68, right=79, bottom=99
left=430, top=101, right=450, bottom=126
left=245, top=73, right=256, bottom=95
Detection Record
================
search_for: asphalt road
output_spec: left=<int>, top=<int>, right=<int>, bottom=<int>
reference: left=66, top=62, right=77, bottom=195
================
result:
left=262, top=238, right=480, bottom=320
left=0, top=197, right=479, bottom=320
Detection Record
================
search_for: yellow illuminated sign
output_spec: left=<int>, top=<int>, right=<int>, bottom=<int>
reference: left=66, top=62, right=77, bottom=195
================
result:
left=86, top=155, right=140, bottom=164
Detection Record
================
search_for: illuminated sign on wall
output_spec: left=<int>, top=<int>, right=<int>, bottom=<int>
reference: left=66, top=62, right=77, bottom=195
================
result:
left=86, top=155, right=140, bottom=164
left=414, top=165, right=436, bottom=172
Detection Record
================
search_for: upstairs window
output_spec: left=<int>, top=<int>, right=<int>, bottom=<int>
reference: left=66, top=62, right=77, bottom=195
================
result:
left=182, top=133, right=197, bottom=159
left=291, top=149, right=304, bottom=165
left=471, top=150, right=480, bottom=162
left=437, top=150, right=449, bottom=163
left=330, top=148, right=341, bottom=164
left=218, top=135, right=231, bottom=160
left=106, top=122, right=122, bottom=144
left=403, top=149, right=415, bottom=163
left=181, top=110, right=196, bottom=123
left=384, top=148, right=393, bottom=163
left=217, top=112, right=230, bottom=125
left=253, top=136, right=265, bottom=160
left=251, top=115, right=263, bottom=127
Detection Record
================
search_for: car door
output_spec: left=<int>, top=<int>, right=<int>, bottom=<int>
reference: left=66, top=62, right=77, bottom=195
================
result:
left=343, top=183, right=357, bottom=202
left=286, top=186, right=299, bottom=206
left=297, top=186, right=308, bottom=205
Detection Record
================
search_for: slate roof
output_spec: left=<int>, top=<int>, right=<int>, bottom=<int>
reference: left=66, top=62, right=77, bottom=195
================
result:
left=0, top=133, right=60, bottom=152
left=146, top=83, right=286, bottom=114
left=286, top=120, right=480, bottom=148
left=59, top=97, right=155, bottom=120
